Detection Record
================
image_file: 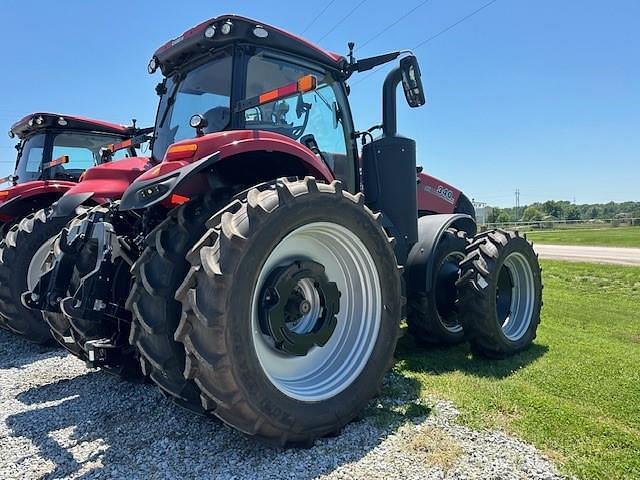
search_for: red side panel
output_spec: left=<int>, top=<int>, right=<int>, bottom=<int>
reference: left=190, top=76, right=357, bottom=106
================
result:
left=161, top=130, right=335, bottom=182
left=0, top=180, right=76, bottom=204
left=417, top=172, right=462, bottom=214
left=63, top=156, right=152, bottom=201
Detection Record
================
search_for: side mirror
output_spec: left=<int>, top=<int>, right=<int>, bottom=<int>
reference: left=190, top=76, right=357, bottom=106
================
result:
left=400, top=56, right=426, bottom=108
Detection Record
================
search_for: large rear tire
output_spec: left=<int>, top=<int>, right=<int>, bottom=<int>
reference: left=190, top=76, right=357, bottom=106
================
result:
left=0, top=209, right=69, bottom=344
left=127, top=195, right=224, bottom=412
left=457, top=229, right=543, bottom=358
left=407, top=228, right=468, bottom=346
left=176, top=178, right=403, bottom=446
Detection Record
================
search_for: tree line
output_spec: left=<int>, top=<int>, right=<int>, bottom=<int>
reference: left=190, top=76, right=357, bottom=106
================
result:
left=487, top=200, right=640, bottom=224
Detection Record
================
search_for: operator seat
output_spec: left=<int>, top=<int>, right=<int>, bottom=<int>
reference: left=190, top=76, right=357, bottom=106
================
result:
left=203, top=106, right=231, bottom=133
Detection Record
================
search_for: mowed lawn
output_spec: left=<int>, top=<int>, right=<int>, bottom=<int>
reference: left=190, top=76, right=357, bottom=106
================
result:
left=395, top=260, right=640, bottom=479
left=525, top=225, right=640, bottom=247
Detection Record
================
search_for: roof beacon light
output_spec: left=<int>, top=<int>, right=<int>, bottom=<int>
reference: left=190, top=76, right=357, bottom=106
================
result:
left=220, top=20, right=233, bottom=35
left=57, top=116, right=67, bottom=126
left=204, top=24, right=216, bottom=39
left=253, top=26, right=269, bottom=38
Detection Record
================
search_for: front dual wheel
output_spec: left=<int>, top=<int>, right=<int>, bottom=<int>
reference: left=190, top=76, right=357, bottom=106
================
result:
left=176, top=178, right=403, bottom=445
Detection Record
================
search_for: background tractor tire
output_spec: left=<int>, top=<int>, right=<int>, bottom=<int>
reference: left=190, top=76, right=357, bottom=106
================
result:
left=39, top=212, right=90, bottom=359
left=457, top=229, right=543, bottom=358
left=0, top=208, right=69, bottom=344
left=407, top=228, right=468, bottom=346
left=176, top=177, right=403, bottom=446
left=127, top=194, right=224, bottom=413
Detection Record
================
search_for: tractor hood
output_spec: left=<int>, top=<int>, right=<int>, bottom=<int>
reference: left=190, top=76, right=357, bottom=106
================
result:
left=61, top=156, right=152, bottom=203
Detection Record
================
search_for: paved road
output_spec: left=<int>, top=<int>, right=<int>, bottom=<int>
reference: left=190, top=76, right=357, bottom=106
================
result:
left=534, top=244, right=640, bottom=266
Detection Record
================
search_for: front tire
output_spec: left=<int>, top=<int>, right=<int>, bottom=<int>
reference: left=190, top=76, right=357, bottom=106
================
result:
left=175, top=178, right=403, bottom=446
left=0, top=209, right=69, bottom=344
left=457, top=229, right=543, bottom=358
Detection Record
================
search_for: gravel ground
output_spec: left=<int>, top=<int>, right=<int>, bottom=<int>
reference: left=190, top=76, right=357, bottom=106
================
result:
left=0, top=329, right=567, bottom=480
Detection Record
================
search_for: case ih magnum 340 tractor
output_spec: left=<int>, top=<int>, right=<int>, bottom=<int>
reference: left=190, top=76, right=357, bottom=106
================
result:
left=0, top=113, right=151, bottom=343
left=22, top=15, right=541, bottom=445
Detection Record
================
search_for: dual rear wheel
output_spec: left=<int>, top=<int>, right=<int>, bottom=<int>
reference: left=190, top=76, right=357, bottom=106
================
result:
left=408, top=225, right=542, bottom=357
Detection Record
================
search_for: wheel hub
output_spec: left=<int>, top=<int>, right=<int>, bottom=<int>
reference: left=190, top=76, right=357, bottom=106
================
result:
left=259, top=260, right=340, bottom=356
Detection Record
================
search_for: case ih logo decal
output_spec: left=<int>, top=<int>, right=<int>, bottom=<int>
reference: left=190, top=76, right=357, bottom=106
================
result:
left=424, top=184, right=455, bottom=204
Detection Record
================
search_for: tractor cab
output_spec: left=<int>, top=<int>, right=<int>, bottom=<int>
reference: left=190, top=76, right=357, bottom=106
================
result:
left=148, top=15, right=360, bottom=192
left=143, top=15, right=432, bottom=254
left=0, top=113, right=149, bottom=231
left=6, top=113, right=140, bottom=185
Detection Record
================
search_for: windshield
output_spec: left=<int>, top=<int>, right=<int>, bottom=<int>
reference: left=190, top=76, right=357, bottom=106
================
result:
left=14, top=132, right=131, bottom=183
left=15, top=134, right=45, bottom=183
left=50, top=132, right=131, bottom=181
left=153, top=49, right=233, bottom=161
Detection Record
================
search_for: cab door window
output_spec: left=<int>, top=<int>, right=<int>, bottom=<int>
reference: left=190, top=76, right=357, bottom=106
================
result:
left=244, top=51, right=351, bottom=178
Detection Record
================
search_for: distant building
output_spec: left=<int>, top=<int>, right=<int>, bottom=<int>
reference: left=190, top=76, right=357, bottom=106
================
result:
left=473, top=201, right=492, bottom=225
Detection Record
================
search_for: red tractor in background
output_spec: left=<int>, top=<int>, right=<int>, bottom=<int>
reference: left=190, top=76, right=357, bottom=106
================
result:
left=23, top=15, right=542, bottom=446
left=0, top=112, right=152, bottom=343
left=0, top=113, right=143, bottom=236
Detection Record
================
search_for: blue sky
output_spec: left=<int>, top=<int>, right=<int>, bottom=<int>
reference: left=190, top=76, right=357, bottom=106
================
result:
left=0, top=0, right=638, bottom=207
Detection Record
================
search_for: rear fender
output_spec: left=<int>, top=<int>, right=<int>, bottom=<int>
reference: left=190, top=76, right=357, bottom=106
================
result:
left=0, top=181, right=75, bottom=223
left=120, top=131, right=335, bottom=211
left=405, top=214, right=477, bottom=295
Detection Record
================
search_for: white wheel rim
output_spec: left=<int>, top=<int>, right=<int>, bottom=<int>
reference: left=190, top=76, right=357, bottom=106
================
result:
left=27, top=236, right=57, bottom=290
left=500, top=252, right=535, bottom=341
left=251, top=222, right=383, bottom=402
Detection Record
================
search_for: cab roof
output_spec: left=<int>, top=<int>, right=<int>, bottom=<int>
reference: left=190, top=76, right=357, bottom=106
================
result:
left=152, top=14, right=347, bottom=76
left=10, top=112, right=133, bottom=139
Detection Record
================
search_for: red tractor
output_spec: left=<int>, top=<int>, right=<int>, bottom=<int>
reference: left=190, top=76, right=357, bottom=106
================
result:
left=0, top=113, right=152, bottom=343
left=25, top=15, right=542, bottom=446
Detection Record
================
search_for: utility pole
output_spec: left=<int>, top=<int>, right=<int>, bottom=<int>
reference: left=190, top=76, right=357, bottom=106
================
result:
left=515, top=188, right=520, bottom=221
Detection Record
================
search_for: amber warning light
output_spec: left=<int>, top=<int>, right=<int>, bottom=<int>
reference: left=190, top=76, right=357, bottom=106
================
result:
left=237, top=75, right=318, bottom=112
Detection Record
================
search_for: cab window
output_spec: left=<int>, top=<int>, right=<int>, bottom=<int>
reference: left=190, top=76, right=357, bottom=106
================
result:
left=244, top=51, right=350, bottom=179
left=51, top=132, right=127, bottom=181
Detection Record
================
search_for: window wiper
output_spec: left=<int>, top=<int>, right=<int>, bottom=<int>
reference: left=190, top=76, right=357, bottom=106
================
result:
left=158, top=76, right=182, bottom=129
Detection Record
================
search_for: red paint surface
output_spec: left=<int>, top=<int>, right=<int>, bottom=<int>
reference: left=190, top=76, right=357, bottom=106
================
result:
left=416, top=172, right=462, bottom=214
left=0, top=180, right=76, bottom=205
left=154, top=14, right=343, bottom=66
left=153, top=130, right=335, bottom=182
left=63, top=156, right=152, bottom=201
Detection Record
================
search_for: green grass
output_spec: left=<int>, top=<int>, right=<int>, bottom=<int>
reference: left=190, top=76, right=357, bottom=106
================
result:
left=394, top=260, right=640, bottom=479
left=525, top=226, right=640, bottom=247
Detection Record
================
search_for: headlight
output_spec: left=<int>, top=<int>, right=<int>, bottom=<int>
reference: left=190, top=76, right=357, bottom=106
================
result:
left=204, top=24, right=216, bottom=39
left=220, top=20, right=233, bottom=35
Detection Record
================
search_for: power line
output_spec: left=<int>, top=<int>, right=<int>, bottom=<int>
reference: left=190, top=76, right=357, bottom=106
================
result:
left=352, top=0, right=500, bottom=86
left=316, top=0, right=369, bottom=43
left=356, top=0, right=433, bottom=52
left=413, top=0, right=498, bottom=49
left=300, top=0, right=340, bottom=35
